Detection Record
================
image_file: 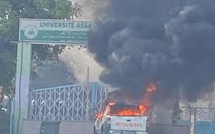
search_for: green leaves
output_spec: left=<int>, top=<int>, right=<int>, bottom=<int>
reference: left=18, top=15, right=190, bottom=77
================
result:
left=55, top=0, right=73, bottom=19
left=0, top=0, right=10, bottom=19
left=0, top=0, right=82, bottom=92
left=32, top=0, right=82, bottom=19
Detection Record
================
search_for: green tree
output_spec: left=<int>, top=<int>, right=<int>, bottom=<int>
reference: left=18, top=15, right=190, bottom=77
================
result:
left=0, top=0, right=82, bottom=93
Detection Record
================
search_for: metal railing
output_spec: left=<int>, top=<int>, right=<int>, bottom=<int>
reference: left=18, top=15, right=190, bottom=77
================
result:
left=176, top=107, right=215, bottom=134
left=194, top=107, right=215, bottom=121
left=28, top=82, right=111, bottom=121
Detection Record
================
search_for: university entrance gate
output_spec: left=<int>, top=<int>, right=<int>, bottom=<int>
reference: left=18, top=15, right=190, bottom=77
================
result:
left=12, top=18, right=93, bottom=134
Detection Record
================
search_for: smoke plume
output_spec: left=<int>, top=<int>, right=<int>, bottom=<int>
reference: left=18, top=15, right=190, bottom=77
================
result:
left=88, top=0, right=215, bottom=102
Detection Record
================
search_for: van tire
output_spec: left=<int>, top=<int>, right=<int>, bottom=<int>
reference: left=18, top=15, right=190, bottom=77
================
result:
left=93, top=126, right=98, bottom=134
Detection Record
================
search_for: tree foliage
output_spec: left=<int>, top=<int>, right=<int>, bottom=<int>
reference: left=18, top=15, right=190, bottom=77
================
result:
left=0, top=0, right=82, bottom=93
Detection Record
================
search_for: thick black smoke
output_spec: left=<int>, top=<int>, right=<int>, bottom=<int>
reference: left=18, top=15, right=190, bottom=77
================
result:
left=88, top=0, right=215, bottom=102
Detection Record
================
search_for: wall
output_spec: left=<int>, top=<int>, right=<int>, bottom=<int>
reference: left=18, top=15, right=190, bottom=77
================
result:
left=148, top=124, right=190, bottom=134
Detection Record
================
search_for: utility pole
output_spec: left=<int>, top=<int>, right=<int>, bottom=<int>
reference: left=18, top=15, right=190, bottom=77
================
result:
left=87, top=65, right=90, bottom=83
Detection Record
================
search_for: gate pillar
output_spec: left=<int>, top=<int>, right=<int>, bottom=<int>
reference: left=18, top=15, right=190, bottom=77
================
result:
left=13, top=42, right=32, bottom=134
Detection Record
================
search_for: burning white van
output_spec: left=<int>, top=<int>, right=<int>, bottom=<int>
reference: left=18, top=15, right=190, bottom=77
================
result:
left=94, top=101, right=149, bottom=134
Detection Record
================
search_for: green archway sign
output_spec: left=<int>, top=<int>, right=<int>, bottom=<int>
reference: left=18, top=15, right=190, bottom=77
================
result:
left=13, top=18, right=92, bottom=134
left=19, top=18, right=92, bottom=44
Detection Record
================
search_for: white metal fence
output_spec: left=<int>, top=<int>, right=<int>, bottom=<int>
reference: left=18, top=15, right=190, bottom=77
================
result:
left=28, top=82, right=111, bottom=121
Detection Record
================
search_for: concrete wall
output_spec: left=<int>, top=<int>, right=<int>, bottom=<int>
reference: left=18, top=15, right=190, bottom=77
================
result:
left=22, top=120, right=191, bottom=134
left=59, top=122, right=94, bottom=134
left=148, top=124, right=190, bottom=134
left=22, top=120, right=42, bottom=134
left=22, top=121, right=94, bottom=134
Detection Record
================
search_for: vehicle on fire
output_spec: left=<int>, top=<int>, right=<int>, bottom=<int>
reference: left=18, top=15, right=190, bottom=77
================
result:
left=94, top=102, right=149, bottom=134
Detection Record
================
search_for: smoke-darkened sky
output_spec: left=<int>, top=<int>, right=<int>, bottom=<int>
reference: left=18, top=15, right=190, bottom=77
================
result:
left=88, top=0, right=215, bottom=102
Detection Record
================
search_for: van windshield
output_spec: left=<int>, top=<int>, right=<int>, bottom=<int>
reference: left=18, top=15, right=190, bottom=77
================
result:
left=109, top=103, right=141, bottom=116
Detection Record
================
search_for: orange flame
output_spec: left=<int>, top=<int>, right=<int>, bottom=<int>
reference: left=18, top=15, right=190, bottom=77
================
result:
left=96, top=103, right=148, bottom=119
left=96, top=82, right=157, bottom=119
left=142, top=82, right=157, bottom=106
left=147, top=83, right=157, bottom=94
left=115, top=104, right=147, bottom=116
left=96, top=111, right=104, bottom=119
left=139, top=104, right=147, bottom=114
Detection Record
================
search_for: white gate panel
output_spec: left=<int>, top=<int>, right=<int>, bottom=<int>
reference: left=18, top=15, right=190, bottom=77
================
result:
left=29, top=82, right=111, bottom=121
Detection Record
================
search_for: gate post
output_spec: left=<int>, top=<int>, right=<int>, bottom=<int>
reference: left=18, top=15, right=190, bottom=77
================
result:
left=13, top=42, right=32, bottom=134
left=10, top=98, right=15, bottom=134
left=91, top=82, right=98, bottom=117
